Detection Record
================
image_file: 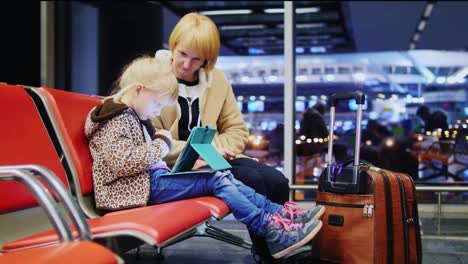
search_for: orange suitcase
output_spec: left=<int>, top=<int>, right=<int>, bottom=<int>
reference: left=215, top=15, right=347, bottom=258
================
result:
left=312, top=92, right=422, bottom=264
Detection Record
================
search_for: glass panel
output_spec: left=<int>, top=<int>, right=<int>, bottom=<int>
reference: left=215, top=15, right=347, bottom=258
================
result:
left=394, top=66, right=408, bottom=74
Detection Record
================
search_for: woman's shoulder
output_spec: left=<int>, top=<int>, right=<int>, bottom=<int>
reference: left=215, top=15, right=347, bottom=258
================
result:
left=208, top=67, right=231, bottom=88
left=211, top=67, right=228, bottom=78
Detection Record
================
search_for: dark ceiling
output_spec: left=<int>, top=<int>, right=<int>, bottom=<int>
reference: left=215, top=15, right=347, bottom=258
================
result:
left=161, top=1, right=355, bottom=55
left=160, top=1, right=468, bottom=56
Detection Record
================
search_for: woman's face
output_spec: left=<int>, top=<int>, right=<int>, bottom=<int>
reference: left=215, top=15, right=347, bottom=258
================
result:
left=172, top=45, right=205, bottom=81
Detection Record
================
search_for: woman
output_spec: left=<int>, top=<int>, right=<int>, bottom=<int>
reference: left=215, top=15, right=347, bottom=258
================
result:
left=152, top=12, right=292, bottom=262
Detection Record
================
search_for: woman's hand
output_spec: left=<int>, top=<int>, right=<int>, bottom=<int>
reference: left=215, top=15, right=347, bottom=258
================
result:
left=155, top=129, right=172, bottom=140
left=192, top=146, right=234, bottom=170
left=215, top=146, right=235, bottom=160
left=192, top=158, right=208, bottom=170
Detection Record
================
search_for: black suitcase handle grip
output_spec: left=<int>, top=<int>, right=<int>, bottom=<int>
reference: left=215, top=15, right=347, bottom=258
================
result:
left=320, top=160, right=371, bottom=194
left=330, top=91, right=366, bottom=107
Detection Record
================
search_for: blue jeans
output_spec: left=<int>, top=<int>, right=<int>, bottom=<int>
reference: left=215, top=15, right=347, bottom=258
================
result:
left=148, top=169, right=282, bottom=236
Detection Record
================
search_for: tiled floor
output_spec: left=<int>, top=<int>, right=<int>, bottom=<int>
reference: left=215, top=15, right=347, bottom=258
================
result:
left=122, top=213, right=468, bottom=264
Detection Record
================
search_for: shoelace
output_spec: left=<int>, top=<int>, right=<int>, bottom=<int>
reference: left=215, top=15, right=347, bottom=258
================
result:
left=282, top=201, right=309, bottom=219
left=270, top=213, right=303, bottom=232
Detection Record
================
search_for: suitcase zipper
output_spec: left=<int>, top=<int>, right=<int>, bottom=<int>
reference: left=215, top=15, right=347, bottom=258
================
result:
left=363, top=204, right=374, bottom=217
left=381, top=171, right=394, bottom=264
left=409, top=178, right=423, bottom=263
left=397, top=175, right=410, bottom=264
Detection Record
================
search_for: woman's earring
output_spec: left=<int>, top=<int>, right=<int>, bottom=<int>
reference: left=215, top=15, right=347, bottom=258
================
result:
left=135, top=85, right=143, bottom=95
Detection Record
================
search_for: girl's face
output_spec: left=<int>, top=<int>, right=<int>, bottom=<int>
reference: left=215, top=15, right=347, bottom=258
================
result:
left=133, top=86, right=174, bottom=120
left=172, top=44, right=205, bottom=81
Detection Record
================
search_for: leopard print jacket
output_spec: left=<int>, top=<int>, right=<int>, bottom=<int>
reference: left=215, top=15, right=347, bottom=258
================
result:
left=85, top=101, right=171, bottom=210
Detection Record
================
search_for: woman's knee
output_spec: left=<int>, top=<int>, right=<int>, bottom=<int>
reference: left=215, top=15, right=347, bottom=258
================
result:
left=257, top=164, right=289, bottom=186
left=256, top=165, right=290, bottom=203
left=233, top=158, right=288, bottom=185
left=230, top=168, right=267, bottom=195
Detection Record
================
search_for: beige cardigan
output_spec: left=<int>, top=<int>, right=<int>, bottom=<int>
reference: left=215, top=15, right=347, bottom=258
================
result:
left=152, top=50, right=249, bottom=165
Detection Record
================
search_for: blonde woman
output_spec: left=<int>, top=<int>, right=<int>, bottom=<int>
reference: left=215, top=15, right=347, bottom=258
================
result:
left=152, top=13, right=323, bottom=262
left=85, top=55, right=323, bottom=260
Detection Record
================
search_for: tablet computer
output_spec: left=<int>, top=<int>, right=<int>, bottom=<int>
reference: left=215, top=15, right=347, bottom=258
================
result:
left=162, top=126, right=232, bottom=175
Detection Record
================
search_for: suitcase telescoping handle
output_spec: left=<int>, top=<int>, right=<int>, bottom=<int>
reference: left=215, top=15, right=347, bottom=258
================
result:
left=326, top=91, right=366, bottom=185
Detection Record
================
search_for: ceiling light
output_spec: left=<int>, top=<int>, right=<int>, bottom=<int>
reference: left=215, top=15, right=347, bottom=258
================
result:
left=264, top=8, right=284, bottom=13
left=266, top=75, right=278, bottom=82
left=296, top=75, right=308, bottom=82
left=241, top=76, right=250, bottom=83
left=447, top=76, right=457, bottom=84
left=353, top=73, right=366, bottom=82
left=264, top=7, right=320, bottom=14
left=296, top=7, right=321, bottom=13
left=297, top=23, right=325, bottom=28
left=248, top=48, right=265, bottom=55
left=324, top=74, right=335, bottom=82
left=435, top=76, right=446, bottom=84
left=297, top=35, right=330, bottom=40
left=417, top=20, right=426, bottom=31
left=424, top=4, right=434, bottom=17
left=220, top=24, right=266, bottom=30
left=310, top=46, right=326, bottom=53
left=200, top=9, right=252, bottom=15
left=277, top=23, right=325, bottom=29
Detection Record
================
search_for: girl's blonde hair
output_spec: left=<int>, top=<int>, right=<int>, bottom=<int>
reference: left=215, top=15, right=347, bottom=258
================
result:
left=108, top=56, right=178, bottom=103
left=169, top=12, right=220, bottom=72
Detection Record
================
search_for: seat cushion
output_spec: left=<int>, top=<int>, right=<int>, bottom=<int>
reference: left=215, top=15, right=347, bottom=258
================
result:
left=192, top=196, right=230, bottom=219
left=3, top=198, right=212, bottom=250
left=0, top=241, right=118, bottom=264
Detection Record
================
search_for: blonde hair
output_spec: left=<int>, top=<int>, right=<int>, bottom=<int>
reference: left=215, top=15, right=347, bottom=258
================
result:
left=108, top=56, right=178, bottom=103
left=169, top=12, right=220, bottom=72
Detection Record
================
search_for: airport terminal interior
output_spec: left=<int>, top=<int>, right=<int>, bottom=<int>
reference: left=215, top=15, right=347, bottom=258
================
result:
left=1, top=1, right=467, bottom=263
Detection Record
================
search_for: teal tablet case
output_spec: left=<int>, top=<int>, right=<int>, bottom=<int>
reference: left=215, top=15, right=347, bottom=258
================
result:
left=162, top=126, right=232, bottom=175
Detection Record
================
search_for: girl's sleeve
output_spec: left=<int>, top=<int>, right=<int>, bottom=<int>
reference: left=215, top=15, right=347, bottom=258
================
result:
left=100, top=114, right=170, bottom=177
left=152, top=114, right=187, bottom=165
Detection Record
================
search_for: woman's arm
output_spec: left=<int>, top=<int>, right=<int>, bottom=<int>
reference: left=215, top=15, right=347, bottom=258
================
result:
left=212, top=71, right=249, bottom=155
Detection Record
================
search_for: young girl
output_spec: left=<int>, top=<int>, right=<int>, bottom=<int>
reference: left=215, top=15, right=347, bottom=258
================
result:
left=85, top=56, right=324, bottom=259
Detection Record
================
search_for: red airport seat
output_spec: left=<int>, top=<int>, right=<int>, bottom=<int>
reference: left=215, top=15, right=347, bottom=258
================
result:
left=0, top=84, right=69, bottom=213
left=0, top=84, right=212, bottom=253
left=0, top=241, right=120, bottom=264
left=0, top=165, right=121, bottom=264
